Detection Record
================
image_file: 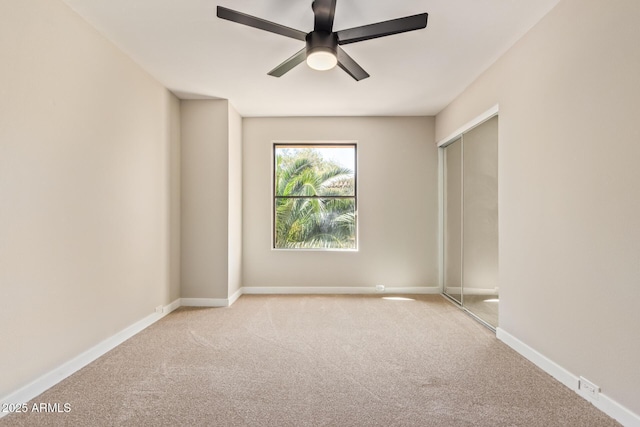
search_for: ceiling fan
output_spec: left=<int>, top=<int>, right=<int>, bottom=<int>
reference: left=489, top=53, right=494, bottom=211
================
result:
left=217, top=1, right=428, bottom=81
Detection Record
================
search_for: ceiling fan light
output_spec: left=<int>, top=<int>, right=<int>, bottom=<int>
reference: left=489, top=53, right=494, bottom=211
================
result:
left=307, top=49, right=337, bottom=71
left=305, top=31, right=338, bottom=71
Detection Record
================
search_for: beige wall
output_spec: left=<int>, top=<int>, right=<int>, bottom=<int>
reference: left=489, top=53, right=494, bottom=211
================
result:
left=180, top=100, right=242, bottom=300
left=168, top=95, right=182, bottom=302
left=436, top=0, right=640, bottom=415
left=242, top=117, right=438, bottom=290
left=180, top=100, right=229, bottom=299
left=0, top=0, right=180, bottom=398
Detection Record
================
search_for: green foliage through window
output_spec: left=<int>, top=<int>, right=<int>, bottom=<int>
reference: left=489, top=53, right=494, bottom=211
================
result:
left=274, top=144, right=356, bottom=249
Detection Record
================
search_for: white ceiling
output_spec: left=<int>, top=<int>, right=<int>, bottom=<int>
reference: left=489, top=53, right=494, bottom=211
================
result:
left=61, top=0, right=560, bottom=117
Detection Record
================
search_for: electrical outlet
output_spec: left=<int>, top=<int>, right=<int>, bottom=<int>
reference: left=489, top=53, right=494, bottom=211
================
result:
left=579, top=376, right=600, bottom=400
left=375, top=285, right=385, bottom=293
left=155, top=305, right=163, bottom=314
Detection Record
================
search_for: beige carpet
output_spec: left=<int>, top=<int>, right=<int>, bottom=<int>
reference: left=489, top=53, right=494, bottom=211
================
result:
left=2, top=295, right=619, bottom=426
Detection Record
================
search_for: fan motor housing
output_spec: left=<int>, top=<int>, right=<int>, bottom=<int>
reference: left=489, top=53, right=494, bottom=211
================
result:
left=306, top=31, right=338, bottom=57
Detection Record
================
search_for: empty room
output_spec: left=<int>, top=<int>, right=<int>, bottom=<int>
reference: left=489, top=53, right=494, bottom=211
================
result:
left=1, top=0, right=639, bottom=425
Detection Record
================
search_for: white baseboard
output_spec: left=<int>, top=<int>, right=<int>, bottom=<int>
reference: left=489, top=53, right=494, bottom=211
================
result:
left=229, top=288, right=243, bottom=306
left=496, top=328, right=578, bottom=389
left=497, top=328, right=640, bottom=427
left=384, top=287, right=441, bottom=294
left=0, top=299, right=181, bottom=419
left=241, top=286, right=440, bottom=295
left=180, top=297, right=230, bottom=307
left=164, top=299, right=181, bottom=313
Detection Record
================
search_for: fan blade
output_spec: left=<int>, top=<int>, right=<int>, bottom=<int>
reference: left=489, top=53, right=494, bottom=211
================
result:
left=268, top=48, right=307, bottom=77
left=217, top=6, right=307, bottom=41
left=312, top=0, right=337, bottom=32
left=336, top=13, right=428, bottom=45
left=337, top=47, right=369, bottom=81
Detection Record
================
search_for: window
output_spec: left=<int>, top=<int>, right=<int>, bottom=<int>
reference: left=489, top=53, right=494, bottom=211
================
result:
left=273, top=143, right=357, bottom=250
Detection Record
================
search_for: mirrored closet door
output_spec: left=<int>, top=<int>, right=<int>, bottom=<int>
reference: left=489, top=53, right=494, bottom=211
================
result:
left=443, top=138, right=463, bottom=305
left=442, top=115, right=499, bottom=328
